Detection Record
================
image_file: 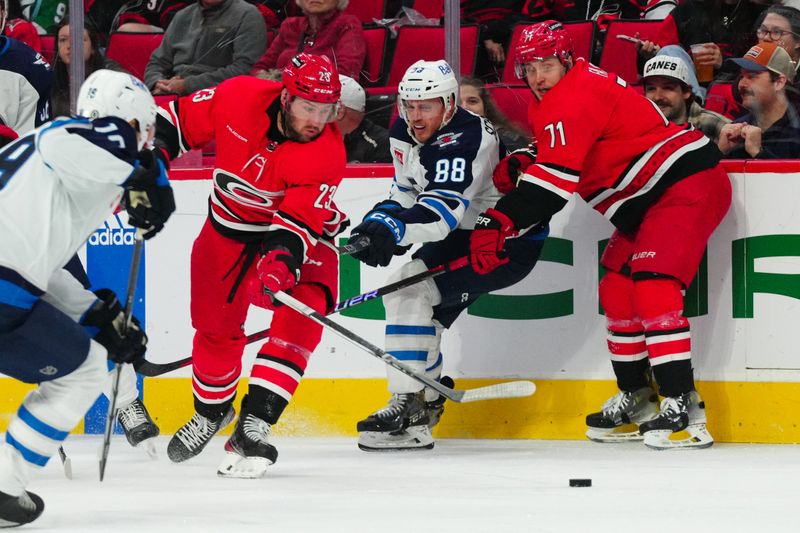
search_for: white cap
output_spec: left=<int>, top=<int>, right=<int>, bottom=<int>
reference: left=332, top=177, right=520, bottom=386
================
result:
left=642, top=55, right=692, bottom=86
left=339, top=75, right=365, bottom=112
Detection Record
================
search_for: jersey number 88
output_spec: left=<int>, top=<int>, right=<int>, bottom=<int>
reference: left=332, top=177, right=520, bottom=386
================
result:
left=434, top=157, right=466, bottom=183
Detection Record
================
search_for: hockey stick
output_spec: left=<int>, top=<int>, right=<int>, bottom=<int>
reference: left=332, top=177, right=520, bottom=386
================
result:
left=99, top=234, right=143, bottom=481
left=58, top=446, right=72, bottom=480
left=269, top=289, right=536, bottom=403
left=336, top=234, right=370, bottom=255
left=134, top=257, right=471, bottom=377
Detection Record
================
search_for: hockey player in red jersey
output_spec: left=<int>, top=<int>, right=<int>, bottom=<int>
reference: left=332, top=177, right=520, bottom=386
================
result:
left=470, top=21, right=731, bottom=450
left=154, top=53, right=347, bottom=477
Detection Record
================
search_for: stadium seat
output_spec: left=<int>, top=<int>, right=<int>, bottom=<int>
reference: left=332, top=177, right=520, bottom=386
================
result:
left=599, top=19, right=661, bottom=85
left=344, top=0, right=385, bottom=23
left=40, top=34, right=56, bottom=65
left=360, top=26, right=389, bottom=87
left=501, top=21, right=597, bottom=84
left=106, top=32, right=164, bottom=81
left=385, top=25, right=479, bottom=86
left=411, top=0, right=443, bottom=19
left=486, top=85, right=532, bottom=132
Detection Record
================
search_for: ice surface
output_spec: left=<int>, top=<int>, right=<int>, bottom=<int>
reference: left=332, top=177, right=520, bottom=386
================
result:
left=31, top=436, right=800, bottom=532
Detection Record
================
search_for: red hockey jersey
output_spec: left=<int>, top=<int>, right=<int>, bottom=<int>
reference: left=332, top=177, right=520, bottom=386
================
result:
left=155, top=75, right=347, bottom=262
left=518, top=58, right=720, bottom=233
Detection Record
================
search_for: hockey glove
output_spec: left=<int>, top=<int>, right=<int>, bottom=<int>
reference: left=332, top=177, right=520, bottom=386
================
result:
left=81, top=289, right=147, bottom=364
left=348, top=211, right=405, bottom=268
left=257, top=247, right=301, bottom=294
left=493, top=145, right=537, bottom=194
left=470, top=208, right=515, bottom=275
left=124, top=148, right=176, bottom=240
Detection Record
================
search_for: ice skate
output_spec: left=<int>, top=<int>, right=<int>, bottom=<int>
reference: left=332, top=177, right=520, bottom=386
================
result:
left=217, top=412, right=278, bottom=479
left=0, top=490, right=44, bottom=528
left=640, top=391, right=714, bottom=450
left=357, top=391, right=433, bottom=452
left=117, top=398, right=160, bottom=458
left=585, top=386, right=659, bottom=442
left=167, top=405, right=235, bottom=463
left=425, top=376, right=454, bottom=430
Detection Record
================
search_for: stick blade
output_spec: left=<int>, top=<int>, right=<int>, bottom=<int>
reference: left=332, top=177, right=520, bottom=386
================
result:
left=458, top=380, right=536, bottom=403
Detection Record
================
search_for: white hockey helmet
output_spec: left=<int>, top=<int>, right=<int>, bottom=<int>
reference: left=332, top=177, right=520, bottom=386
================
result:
left=76, top=69, right=157, bottom=151
left=397, top=59, right=459, bottom=129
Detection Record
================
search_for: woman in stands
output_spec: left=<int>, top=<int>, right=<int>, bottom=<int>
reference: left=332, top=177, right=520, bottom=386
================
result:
left=753, top=5, right=800, bottom=83
left=251, top=0, right=365, bottom=79
left=50, top=18, right=124, bottom=117
left=459, top=76, right=531, bottom=152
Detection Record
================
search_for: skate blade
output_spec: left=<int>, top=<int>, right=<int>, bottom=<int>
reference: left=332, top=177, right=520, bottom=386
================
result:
left=217, top=452, right=273, bottom=478
left=643, top=424, right=714, bottom=450
left=586, top=424, right=644, bottom=443
left=358, top=427, right=434, bottom=452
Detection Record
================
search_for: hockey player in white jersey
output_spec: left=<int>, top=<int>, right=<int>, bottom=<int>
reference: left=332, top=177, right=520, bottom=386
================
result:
left=0, top=69, right=175, bottom=527
left=346, top=60, right=549, bottom=451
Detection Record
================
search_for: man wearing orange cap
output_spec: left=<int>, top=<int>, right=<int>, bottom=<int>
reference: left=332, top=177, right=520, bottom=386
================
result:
left=718, top=41, right=800, bottom=158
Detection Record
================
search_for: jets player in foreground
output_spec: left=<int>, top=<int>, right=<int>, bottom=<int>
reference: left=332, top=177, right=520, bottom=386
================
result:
left=0, top=69, right=175, bottom=527
left=347, top=60, right=548, bottom=451
left=155, top=53, right=347, bottom=477
left=469, top=21, right=731, bottom=450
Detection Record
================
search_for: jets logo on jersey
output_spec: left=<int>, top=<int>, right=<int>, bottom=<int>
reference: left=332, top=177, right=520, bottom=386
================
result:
left=432, top=132, right=463, bottom=148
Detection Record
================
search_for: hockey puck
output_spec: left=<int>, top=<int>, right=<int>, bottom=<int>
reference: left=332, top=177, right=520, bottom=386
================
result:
left=569, top=478, right=592, bottom=487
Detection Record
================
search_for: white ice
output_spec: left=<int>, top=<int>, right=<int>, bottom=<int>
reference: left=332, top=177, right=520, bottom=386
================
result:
left=30, top=436, right=799, bottom=532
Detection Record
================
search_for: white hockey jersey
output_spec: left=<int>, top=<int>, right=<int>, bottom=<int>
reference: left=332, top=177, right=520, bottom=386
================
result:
left=387, top=107, right=503, bottom=245
left=0, top=117, right=139, bottom=292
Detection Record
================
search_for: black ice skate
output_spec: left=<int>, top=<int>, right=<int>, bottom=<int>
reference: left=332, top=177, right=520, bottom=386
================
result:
left=585, top=386, right=659, bottom=443
left=167, top=405, right=235, bottom=463
left=217, top=413, right=278, bottom=479
left=0, top=490, right=44, bottom=528
left=425, top=376, right=454, bottom=429
left=357, top=391, right=432, bottom=452
left=117, top=398, right=160, bottom=457
left=639, top=391, right=713, bottom=450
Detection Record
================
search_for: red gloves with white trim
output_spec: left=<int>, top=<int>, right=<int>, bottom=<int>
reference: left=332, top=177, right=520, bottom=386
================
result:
left=469, top=208, right=515, bottom=275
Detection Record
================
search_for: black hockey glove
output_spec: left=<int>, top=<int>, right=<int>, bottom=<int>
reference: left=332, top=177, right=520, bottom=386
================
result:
left=124, top=148, right=176, bottom=240
left=81, top=289, right=148, bottom=364
left=348, top=211, right=405, bottom=268
left=493, top=144, right=537, bottom=194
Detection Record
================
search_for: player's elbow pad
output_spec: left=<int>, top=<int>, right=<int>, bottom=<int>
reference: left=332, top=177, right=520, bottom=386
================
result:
left=494, top=180, right=567, bottom=230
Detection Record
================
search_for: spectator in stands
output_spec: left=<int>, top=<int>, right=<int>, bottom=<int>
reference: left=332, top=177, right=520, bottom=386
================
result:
left=642, top=54, right=730, bottom=142
left=50, top=18, right=123, bottom=117
left=752, top=5, right=800, bottom=83
left=144, top=0, right=267, bottom=96
left=2, top=0, right=41, bottom=53
left=637, top=0, right=765, bottom=83
left=336, top=74, right=390, bottom=163
left=16, top=0, right=67, bottom=34
left=251, top=0, right=365, bottom=79
left=459, top=75, right=531, bottom=151
left=718, top=42, right=800, bottom=159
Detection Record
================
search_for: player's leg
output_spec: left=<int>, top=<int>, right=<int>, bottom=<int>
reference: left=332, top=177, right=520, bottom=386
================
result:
left=356, top=258, right=441, bottom=451
left=0, top=289, right=107, bottom=527
left=218, top=241, right=339, bottom=477
left=586, top=267, right=658, bottom=442
left=628, top=167, right=731, bottom=449
left=112, top=365, right=159, bottom=449
left=168, top=223, right=247, bottom=462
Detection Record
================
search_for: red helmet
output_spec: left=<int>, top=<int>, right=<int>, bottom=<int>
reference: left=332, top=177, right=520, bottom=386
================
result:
left=282, top=53, right=341, bottom=104
left=514, top=21, right=574, bottom=79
